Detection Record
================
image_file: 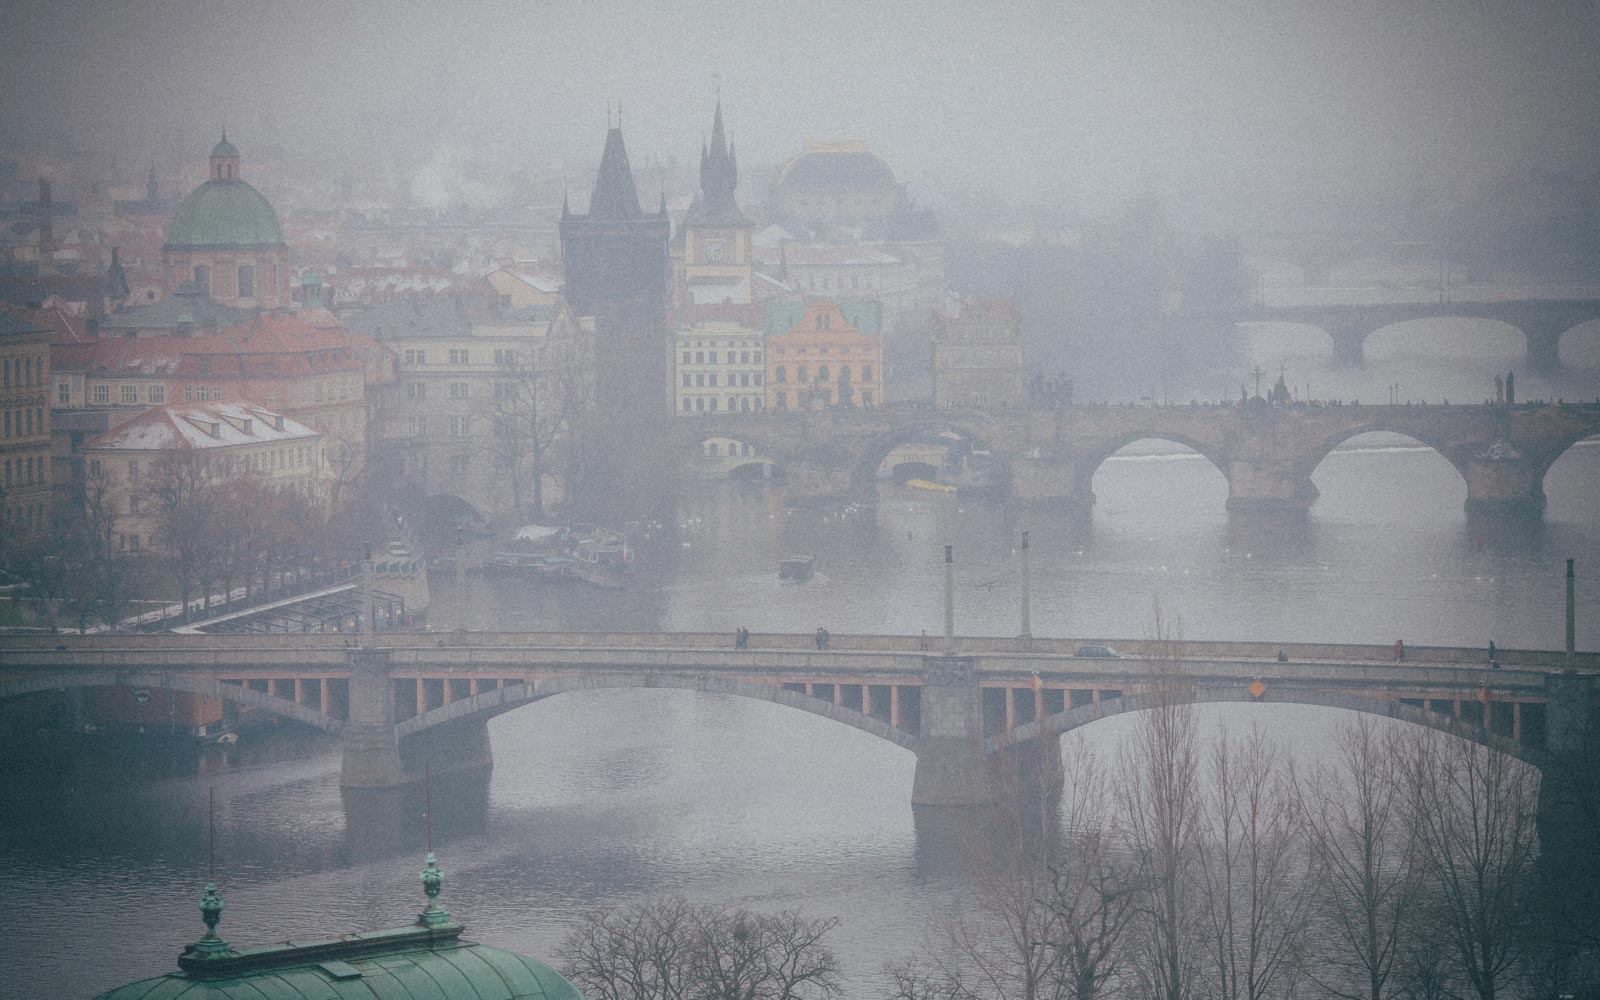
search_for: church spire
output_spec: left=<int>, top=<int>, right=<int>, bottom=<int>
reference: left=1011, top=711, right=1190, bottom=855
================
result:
left=588, top=127, right=642, bottom=219
left=694, top=95, right=743, bottom=225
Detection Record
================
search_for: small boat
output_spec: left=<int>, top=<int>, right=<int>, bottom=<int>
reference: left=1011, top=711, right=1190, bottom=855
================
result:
left=571, top=527, right=633, bottom=589
left=481, top=551, right=576, bottom=581
left=906, top=478, right=957, bottom=493
left=214, top=732, right=239, bottom=744
left=779, top=556, right=815, bottom=582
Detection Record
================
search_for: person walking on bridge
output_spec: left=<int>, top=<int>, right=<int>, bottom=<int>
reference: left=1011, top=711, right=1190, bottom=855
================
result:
left=1394, top=638, right=1405, bottom=662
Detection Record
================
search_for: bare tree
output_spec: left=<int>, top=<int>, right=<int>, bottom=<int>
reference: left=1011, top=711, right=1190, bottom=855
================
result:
left=145, top=451, right=220, bottom=621
left=1301, top=716, right=1420, bottom=1000
left=560, top=898, right=841, bottom=1000
left=481, top=340, right=591, bottom=518
left=1118, top=607, right=1203, bottom=1000
left=1402, top=729, right=1539, bottom=1000
left=1195, top=725, right=1311, bottom=1000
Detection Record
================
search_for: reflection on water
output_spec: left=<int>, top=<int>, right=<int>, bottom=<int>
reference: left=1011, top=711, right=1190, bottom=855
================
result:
left=6, top=363, right=1600, bottom=996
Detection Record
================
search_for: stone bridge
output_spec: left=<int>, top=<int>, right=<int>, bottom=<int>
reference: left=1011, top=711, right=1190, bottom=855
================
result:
left=1188, top=298, right=1600, bottom=370
left=3, top=632, right=1596, bottom=816
left=676, top=402, right=1600, bottom=514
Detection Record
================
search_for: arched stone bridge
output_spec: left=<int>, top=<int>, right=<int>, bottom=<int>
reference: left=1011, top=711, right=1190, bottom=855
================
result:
left=1187, top=298, right=1600, bottom=370
left=2, top=632, right=1594, bottom=809
left=677, top=402, right=1600, bottom=514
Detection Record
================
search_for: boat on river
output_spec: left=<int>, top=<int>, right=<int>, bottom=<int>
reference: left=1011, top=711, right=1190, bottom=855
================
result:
left=570, top=526, right=634, bottom=589
left=906, top=478, right=957, bottom=493
left=779, top=556, right=815, bottom=582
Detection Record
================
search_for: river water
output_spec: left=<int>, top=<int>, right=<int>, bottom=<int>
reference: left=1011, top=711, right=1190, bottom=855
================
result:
left=6, top=342, right=1600, bottom=998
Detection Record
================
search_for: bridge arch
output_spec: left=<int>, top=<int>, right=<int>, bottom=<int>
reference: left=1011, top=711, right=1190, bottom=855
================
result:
left=1076, top=433, right=1231, bottom=502
left=850, top=424, right=1001, bottom=495
left=697, top=436, right=785, bottom=480
left=1537, top=432, right=1600, bottom=517
left=0, top=671, right=343, bottom=734
left=1237, top=320, right=1336, bottom=360
left=1303, top=423, right=1468, bottom=489
left=986, top=690, right=1542, bottom=769
left=1363, top=317, right=1526, bottom=363
left=1558, top=319, right=1600, bottom=369
left=396, top=674, right=920, bottom=752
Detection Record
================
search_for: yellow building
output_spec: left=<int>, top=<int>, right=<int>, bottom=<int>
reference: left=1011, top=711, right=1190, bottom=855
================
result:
left=0, top=309, right=52, bottom=536
left=486, top=266, right=563, bottom=311
left=765, top=301, right=883, bottom=411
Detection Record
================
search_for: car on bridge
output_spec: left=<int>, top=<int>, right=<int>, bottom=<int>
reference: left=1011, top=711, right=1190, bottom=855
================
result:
left=1075, top=644, right=1121, bottom=658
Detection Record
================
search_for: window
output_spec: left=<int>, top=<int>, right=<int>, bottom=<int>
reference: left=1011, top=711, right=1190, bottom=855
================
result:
left=775, top=366, right=786, bottom=384
left=23, top=359, right=32, bottom=385
left=755, top=374, right=763, bottom=386
left=695, top=352, right=704, bottom=364
left=404, top=349, right=426, bottom=365
left=754, top=353, right=763, bottom=365
left=449, top=382, right=469, bottom=400
left=2, top=411, right=8, bottom=437
left=449, top=349, right=470, bottom=364
left=740, top=351, right=749, bottom=364
left=798, top=366, right=809, bottom=383
left=696, top=374, right=705, bottom=387
left=185, top=386, right=198, bottom=402
left=407, top=382, right=427, bottom=400
left=683, top=351, right=691, bottom=364
left=861, top=366, right=872, bottom=382
left=682, top=399, right=691, bottom=411
left=148, top=385, right=165, bottom=403
left=315, top=383, right=324, bottom=402
left=682, top=373, right=691, bottom=387
left=238, top=265, right=254, bottom=299
left=449, top=416, right=469, bottom=437
left=818, top=366, right=829, bottom=383
left=127, top=459, right=141, bottom=481
left=194, top=265, right=210, bottom=294
left=709, top=398, right=718, bottom=411
left=708, top=373, right=717, bottom=387
left=121, top=384, right=138, bottom=404
left=409, top=416, right=428, bottom=436
left=129, top=495, right=140, bottom=514
left=57, top=381, right=70, bottom=405
left=494, top=382, right=515, bottom=400
left=1, top=360, right=8, bottom=386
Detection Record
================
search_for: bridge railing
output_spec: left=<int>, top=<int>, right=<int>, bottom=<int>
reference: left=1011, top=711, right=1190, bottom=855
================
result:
left=1, top=631, right=1593, bottom=672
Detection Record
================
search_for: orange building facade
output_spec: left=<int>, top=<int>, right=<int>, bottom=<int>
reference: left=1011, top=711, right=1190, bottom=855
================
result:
left=764, top=300, right=883, bottom=411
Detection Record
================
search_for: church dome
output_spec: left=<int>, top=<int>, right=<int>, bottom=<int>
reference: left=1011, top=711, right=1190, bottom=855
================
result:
left=777, top=146, right=897, bottom=190
left=165, top=178, right=285, bottom=250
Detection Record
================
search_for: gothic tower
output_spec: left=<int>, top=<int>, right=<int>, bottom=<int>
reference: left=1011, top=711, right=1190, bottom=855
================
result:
left=680, top=99, right=754, bottom=305
left=559, top=125, right=672, bottom=522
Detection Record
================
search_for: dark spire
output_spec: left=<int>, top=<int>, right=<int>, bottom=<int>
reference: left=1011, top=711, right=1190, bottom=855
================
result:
left=587, top=128, right=642, bottom=219
left=146, top=162, right=159, bottom=204
left=106, top=247, right=129, bottom=304
left=690, top=96, right=747, bottom=227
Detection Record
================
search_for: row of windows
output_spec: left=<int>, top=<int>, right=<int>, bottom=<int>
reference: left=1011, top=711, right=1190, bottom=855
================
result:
left=183, top=386, right=222, bottom=402
left=773, top=389, right=874, bottom=409
left=302, top=378, right=357, bottom=404
left=801, top=274, right=877, bottom=293
left=681, top=350, right=764, bottom=365
left=8, top=502, right=47, bottom=532
left=2, top=355, right=46, bottom=389
left=401, top=349, right=480, bottom=366
left=772, top=345, right=874, bottom=356
left=90, top=445, right=320, bottom=484
left=3, top=455, right=44, bottom=487
left=193, top=262, right=275, bottom=300
left=406, top=416, right=472, bottom=437
left=702, top=442, right=759, bottom=457
left=682, top=372, right=764, bottom=388
left=406, top=380, right=473, bottom=401
left=2, top=406, right=45, bottom=439
left=681, top=396, right=765, bottom=413
left=773, top=365, right=871, bottom=384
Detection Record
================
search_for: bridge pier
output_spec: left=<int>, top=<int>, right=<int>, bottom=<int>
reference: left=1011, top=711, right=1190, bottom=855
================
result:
left=1537, top=673, right=1600, bottom=911
left=911, top=656, right=993, bottom=806
left=340, top=649, right=407, bottom=790
left=1326, top=322, right=1368, bottom=368
left=401, top=718, right=495, bottom=778
left=1223, top=459, right=1318, bottom=514
left=1461, top=452, right=1547, bottom=517
left=1524, top=322, right=1565, bottom=374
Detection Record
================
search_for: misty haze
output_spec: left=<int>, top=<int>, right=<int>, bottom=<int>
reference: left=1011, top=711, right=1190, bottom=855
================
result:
left=2, top=2, right=1600, bottom=998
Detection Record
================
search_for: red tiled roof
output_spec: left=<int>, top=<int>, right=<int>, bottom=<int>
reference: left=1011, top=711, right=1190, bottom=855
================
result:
left=0, top=302, right=92, bottom=344
left=53, top=315, right=375, bottom=380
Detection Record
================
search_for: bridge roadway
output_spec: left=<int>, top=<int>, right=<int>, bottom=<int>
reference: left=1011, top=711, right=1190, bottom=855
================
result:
left=1185, top=297, right=1600, bottom=370
left=3, top=631, right=1596, bottom=806
left=681, top=402, right=1600, bottom=513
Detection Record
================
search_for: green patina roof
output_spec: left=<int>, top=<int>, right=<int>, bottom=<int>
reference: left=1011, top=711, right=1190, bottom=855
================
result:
left=165, top=178, right=285, bottom=250
left=93, top=927, right=584, bottom=1000
left=94, top=853, right=583, bottom=1000
left=763, top=298, right=883, bottom=336
left=211, top=137, right=239, bottom=159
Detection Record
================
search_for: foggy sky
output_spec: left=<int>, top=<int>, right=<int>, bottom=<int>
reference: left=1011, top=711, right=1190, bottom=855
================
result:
left=3, top=0, right=1598, bottom=222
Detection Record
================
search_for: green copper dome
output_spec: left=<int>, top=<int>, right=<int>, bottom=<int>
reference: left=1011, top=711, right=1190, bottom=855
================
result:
left=165, top=178, right=285, bottom=250
left=212, top=136, right=239, bottom=158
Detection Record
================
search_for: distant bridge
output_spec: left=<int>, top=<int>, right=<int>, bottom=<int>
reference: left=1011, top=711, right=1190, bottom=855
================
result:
left=1188, top=298, right=1600, bottom=370
left=677, top=402, right=1600, bottom=514
left=2, top=632, right=1594, bottom=809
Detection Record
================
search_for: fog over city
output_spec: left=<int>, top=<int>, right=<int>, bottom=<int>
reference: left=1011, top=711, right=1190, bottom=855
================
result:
left=6, top=0, right=1600, bottom=223
left=3, top=3, right=1600, bottom=1000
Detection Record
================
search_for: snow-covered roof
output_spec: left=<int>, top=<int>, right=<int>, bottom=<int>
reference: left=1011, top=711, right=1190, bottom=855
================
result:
left=83, top=401, right=321, bottom=452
